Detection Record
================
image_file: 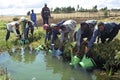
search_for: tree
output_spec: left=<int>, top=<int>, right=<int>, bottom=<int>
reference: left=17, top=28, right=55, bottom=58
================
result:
left=27, top=11, right=30, bottom=16
left=77, top=5, right=80, bottom=11
left=100, top=7, right=108, bottom=11
left=92, top=5, right=98, bottom=12
left=53, top=7, right=61, bottom=13
left=100, top=7, right=108, bottom=17
left=53, top=6, right=75, bottom=13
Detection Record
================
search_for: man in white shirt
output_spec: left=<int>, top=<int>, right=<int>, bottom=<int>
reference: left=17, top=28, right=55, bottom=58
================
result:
left=6, top=21, right=21, bottom=41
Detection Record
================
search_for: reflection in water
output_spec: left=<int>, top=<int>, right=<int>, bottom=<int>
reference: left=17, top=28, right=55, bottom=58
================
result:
left=0, top=48, right=93, bottom=80
left=45, top=55, right=91, bottom=80
left=10, top=46, right=37, bottom=64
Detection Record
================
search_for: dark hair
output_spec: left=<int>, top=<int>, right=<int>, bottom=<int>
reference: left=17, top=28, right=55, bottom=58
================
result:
left=45, top=3, right=47, bottom=7
left=15, top=23, right=19, bottom=27
left=98, top=22, right=104, bottom=27
left=80, top=22, right=89, bottom=28
left=31, top=9, right=34, bottom=13
left=60, top=25, right=66, bottom=30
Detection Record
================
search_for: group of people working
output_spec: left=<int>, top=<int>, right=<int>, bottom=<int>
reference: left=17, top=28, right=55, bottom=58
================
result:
left=43, top=19, right=120, bottom=57
left=5, top=3, right=50, bottom=42
left=5, top=3, right=120, bottom=58
left=6, top=11, right=36, bottom=41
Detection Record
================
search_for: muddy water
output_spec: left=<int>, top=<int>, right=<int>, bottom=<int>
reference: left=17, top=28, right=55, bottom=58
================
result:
left=0, top=47, right=95, bottom=80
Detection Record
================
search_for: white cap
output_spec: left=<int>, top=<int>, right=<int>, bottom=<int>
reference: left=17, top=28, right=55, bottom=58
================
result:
left=20, top=16, right=26, bottom=21
left=86, top=20, right=97, bottom=25
left=50, top=23, right=57, bottom=28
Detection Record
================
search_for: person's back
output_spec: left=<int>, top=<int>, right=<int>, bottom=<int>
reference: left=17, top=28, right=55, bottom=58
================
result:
left=6, top=21, right=19, bottom=33
left=102, top=22, right=118, bottom=34
left=6, top=21, right=20, bottom=41
left=62, top=20, right=76, bottom=33
left=7, top=22, right=16, bottom=32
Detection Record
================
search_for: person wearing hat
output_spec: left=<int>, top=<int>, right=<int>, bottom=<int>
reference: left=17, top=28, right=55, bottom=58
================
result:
left=6, top=21, right=21, bottom=41
left=75, top=20, right=97, bottom=55
left=85, top=22, right=120, bottom=55
left=20, top=17, right=34, bottom=39
left=20, top=17, right=28, bottom=39
left=41, top=3, right=51, bottom=24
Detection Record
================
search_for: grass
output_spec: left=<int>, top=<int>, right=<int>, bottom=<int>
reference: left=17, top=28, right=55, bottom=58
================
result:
left=0, top=15, right=120, bottom=51
left=0, top=15, right=120, bottom=80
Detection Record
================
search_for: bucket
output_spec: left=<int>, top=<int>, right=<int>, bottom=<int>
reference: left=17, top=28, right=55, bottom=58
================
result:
left=18, top=39, right=25, bottom=45
left=54, top=49, right=62, bottom=57
left=70, top=56, right=80, bottom=66
left=19, top=39, right=29, bottom=45
left=79, top=55, right=96, bottom=69
left=35, top=45, right=44, bottom=50
left=38, top=45, right=44, bottom=50
left=25, top=39, right=29, bottom=44
left=35, top=47, right=39, bottom=51
left=48, top=49, right=53, bottom=54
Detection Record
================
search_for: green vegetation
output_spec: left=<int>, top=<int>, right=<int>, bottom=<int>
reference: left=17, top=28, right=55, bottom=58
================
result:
left=13, top=17, right=19, bottom=21
left=91, top=39, right=120, bottom=76
left=0, top=20, right=45, bottom=51
left=0, top=21, right=7, bottom=30
left=0, top=16, right=120, bottom=80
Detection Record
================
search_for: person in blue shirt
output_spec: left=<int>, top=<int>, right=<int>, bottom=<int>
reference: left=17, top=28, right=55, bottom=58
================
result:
left=85, top=22, right=120, bottom=54
left=30, top=9, right=38, bottom=28
left=75, top=20, right=97, bottom=55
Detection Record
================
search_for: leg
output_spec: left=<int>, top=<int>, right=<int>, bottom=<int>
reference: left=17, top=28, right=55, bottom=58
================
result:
left=46, top=17, right=49, bottom=24
left=43, top=17, right=45, bottom=24
left=6, top=30, right=10, bottom=41
left=51, top=30, right=58, bottom=44
left=31, top=27, right=34, bottom=36
left=25, top=28, right=29, bottom=39
left=45, top=31, right=48, bottom=43
left=48, top=32, right=51, bottom=41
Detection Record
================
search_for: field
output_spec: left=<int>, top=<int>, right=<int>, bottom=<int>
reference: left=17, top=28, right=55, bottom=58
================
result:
left=0, top=12, right=120, bottom=49
left=1, top=11, right=120, bottom=24
left=0, top=12, right=120, bottom=80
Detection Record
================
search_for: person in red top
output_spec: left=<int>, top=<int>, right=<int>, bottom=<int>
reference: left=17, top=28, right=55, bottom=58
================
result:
left=41, top=3, right=51, bottom=24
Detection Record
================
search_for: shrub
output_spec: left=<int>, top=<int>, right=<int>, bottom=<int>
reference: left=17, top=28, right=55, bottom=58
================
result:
left=13, top=17, right=19, bottom=21
left=91, top=39, right=120, bottom=76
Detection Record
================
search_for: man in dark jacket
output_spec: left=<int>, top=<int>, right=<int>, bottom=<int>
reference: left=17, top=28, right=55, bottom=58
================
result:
left=85, top=22, right=120, bottom=54
left=41, top=3, right=51, bottom=24
left=75, top=20, right=97, bottom=55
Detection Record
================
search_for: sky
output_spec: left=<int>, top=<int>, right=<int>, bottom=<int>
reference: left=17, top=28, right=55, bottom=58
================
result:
left=0, top=0, right=120, bottom=16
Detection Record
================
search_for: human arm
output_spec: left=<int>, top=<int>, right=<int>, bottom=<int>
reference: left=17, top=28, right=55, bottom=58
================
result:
left=76, top=29, right=82, bottom=54
left=85, top=29, right=99, bottom=54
